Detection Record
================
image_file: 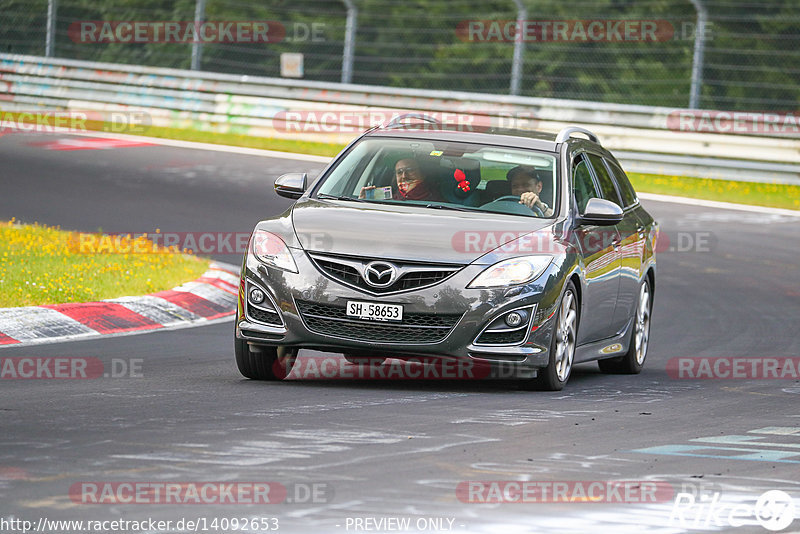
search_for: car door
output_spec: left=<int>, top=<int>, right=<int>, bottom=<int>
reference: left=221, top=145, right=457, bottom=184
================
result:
left=604, top=157, right=650, bottom=324
left=586, top=153, right=638, bottom=336
left=570, top=153, right=621, bottom=344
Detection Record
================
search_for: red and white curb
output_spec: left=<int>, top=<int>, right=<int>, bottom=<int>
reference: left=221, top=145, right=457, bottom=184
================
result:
left=0, top=262, right=239, bottom=347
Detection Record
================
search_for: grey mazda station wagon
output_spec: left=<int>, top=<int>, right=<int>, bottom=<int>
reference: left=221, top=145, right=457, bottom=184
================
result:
left=234, top=116, right=657, bottom=390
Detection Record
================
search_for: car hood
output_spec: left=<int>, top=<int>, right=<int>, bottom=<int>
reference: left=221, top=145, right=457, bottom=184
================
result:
left=290, top=197, right=557, bottom=264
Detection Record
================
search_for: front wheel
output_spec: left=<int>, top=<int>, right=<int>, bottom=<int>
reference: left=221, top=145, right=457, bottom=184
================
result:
left=524, top=281, right=579, bottom=391
left=598, top=278, right=652, bottom=374
left=235, top=334, right=297, bottom=380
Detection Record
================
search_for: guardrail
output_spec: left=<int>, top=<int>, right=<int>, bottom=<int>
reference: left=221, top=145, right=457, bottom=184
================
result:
left=2, top=53, right=798, bottom=184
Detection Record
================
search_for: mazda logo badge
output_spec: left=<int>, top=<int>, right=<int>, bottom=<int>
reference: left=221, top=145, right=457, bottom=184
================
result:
left=363, top=261, right=397, bottom=288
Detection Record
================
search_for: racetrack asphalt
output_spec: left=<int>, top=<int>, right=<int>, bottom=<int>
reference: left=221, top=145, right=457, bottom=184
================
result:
left=1, top=132, right=799, bottom=533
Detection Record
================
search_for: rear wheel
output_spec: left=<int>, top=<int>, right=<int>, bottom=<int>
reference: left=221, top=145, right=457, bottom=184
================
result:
left=524, top=281, right=578, bottom=391
left=598, top=278, right=652, bottom=374
left=235, top=334, right=297, bottom=380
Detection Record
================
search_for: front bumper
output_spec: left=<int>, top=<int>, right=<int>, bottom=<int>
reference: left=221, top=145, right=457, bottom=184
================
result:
left=236, top=248, right=568, bottom=372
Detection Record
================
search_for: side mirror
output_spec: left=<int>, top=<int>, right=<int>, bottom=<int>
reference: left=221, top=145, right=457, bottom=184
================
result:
left=578, top=198, right=624, bottom=226
left=274, top=173, right=308, bottom=199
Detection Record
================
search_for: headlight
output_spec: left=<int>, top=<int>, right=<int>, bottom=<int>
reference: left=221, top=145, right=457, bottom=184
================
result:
left=251, top=230, right=298, bottom=273
left=468, top=256, right=552, bottom=288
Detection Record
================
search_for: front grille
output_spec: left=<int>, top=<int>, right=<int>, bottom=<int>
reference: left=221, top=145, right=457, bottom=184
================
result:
left=315, top=259, right=362, bottom=285
left=296, top=300, right=462, bottom=343
left=475, top=328, right=528, bottom=345
left=309, top=253, right=460, bottom=294
left=393, top=271, right=453, bottom=291
left=247, top=304, right=282, bottom=326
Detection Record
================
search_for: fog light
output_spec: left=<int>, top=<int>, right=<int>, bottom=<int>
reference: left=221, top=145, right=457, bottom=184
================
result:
left=505, top=310, right=527, bottom=327
left=249, top=288, right=265, bottom=304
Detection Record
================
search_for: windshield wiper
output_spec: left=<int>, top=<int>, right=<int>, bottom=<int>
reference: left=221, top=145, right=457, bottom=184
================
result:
left=424, top=204, right=478, bottom=212
left=317, top=194, right=368, bottom=203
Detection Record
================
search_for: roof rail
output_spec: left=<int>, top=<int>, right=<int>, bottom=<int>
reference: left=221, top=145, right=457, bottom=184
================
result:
left=555, top=126, right=600, bottom=144
left=385, top=113, right=442, bottom=129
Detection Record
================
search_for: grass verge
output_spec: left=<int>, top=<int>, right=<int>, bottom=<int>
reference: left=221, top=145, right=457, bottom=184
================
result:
left=136, top=125, right=346, bottom=157
left=0, top=220, right=211, bottom=307
left=627, top=172, right=800, bottom=211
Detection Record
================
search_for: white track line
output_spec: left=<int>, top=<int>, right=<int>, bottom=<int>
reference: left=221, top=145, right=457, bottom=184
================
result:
left=72, top=129, right=333, bottom=163
left=638, top=192, right=800, bottom=217
left=69, top=130, right=799, bottom=217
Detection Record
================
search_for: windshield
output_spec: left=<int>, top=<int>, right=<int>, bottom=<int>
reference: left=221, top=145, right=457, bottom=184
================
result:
left=314, top=137, right=558, bottom=218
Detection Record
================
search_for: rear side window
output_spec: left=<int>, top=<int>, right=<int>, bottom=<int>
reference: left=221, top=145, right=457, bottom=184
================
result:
left=606, top=160, right=638, bottom=208
left=572, top=156, right=597, bottom=214
left=587, top=154, right=622, bottom=207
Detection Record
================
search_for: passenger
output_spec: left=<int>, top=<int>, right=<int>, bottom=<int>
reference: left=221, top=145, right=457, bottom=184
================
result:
left=506, top=166, right=554, bottom=216
left=360, top=158, right=442, bottom=201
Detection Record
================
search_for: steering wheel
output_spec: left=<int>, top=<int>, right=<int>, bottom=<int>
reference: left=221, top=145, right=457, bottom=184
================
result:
left=486, top=195, right=545, bottom=217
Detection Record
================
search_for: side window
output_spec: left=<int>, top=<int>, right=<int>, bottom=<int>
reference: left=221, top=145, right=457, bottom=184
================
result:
left=587, top=154, right=623, bottom=207
left=572, top=155, right=597, bottom=214
left=606, top=160, right=638, bottom=208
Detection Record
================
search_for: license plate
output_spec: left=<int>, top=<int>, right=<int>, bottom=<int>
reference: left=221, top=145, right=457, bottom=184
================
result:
left=346, top=301, right=403, bottom=322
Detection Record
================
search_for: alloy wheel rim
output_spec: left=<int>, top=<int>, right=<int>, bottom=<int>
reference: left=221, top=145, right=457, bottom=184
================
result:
left=555, top=290, right=577, bottom=382
left=634, top=283, right=651, bottom=365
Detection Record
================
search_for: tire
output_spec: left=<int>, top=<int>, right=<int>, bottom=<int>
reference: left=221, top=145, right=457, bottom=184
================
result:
left=343, top=354, right=386, bottom=366
left=524, top=281, right=579, bottom=391
left=598, top=277, right=652, bottom=375
left=235, top=333, right=297, bottom=380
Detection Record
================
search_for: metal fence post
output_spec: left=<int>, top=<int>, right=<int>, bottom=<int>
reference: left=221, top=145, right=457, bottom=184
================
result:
left=46, top=0, right=57, bottom=57
left=510, top=0, right=527, bottom=96
left=689, top=0, right=707, bottom=109
left=341, top=0, right=358, bottom=84
left=191, top=0, right=207, bottom=70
